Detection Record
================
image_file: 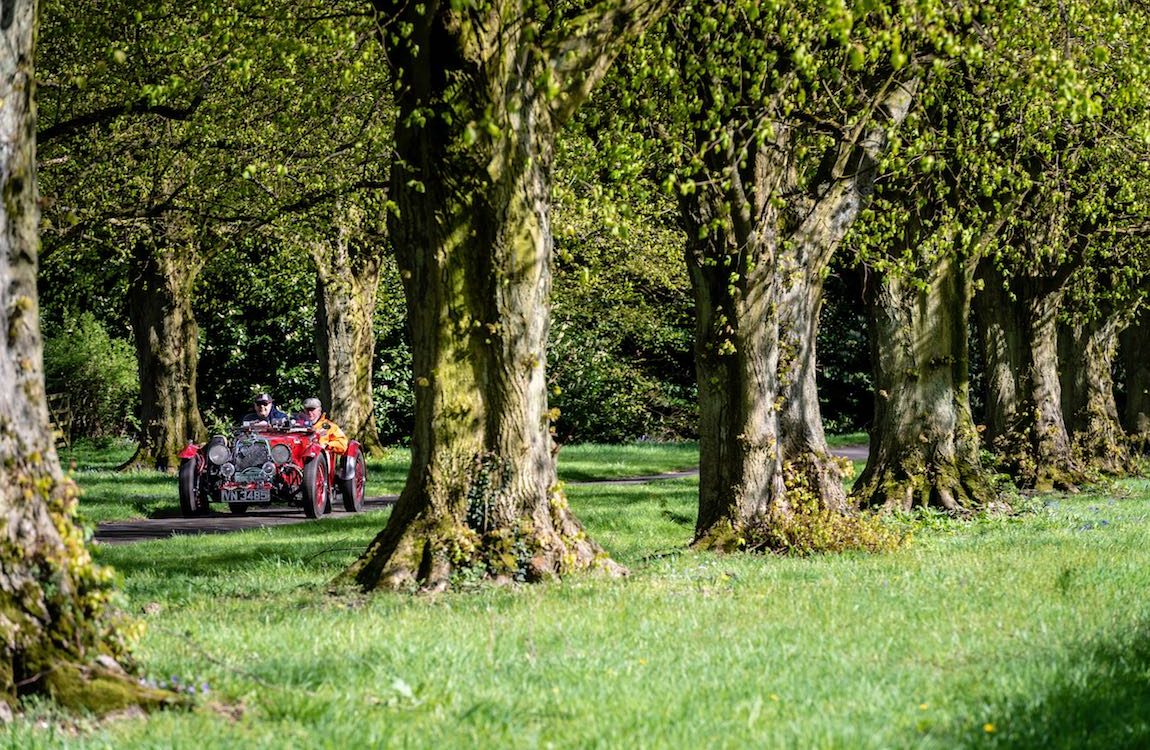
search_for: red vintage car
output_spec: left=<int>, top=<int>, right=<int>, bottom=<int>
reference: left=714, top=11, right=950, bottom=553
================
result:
left=177, top=420, right=367, bottom=518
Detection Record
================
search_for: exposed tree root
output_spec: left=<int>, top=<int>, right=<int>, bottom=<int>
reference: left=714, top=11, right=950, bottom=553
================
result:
left=989, top=429, right=1087, bottom=492
left=853, top=455, right=998, bottom=514
left=340, top=491, right=624, bottom=593
left=1070, top=432, right=1139, bottom=479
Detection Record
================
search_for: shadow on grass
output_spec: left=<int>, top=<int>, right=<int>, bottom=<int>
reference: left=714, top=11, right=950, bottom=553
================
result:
left=94, top=513, right=389, bottom=581
left=938, top=618, right=1150, bottom=749
left=77, top=472, right=173, bottom=487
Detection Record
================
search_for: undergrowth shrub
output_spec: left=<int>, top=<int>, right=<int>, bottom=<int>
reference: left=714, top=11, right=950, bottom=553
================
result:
left=703, top=464, right=906, bottom=556
left=42, top=312, right=139, bottom=442
left=742, top=502, right=906, bottom=556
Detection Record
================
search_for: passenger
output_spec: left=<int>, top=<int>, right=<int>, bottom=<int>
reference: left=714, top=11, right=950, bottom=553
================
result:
left=242, top=393, right=289, bottom=425
left=299, top=397, right=349, bottom=454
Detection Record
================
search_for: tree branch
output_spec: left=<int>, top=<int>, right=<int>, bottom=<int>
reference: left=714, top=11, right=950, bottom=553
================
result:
left=38, top=93, right=205, bottom=145
left=548, top=0, right=678, bottom=124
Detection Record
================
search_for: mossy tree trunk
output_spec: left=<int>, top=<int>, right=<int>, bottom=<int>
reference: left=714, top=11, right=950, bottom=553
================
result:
left=1, top=2, right=176, bottom=715
left=975, top=263, right=1084, bottom=490
left=345, top=0, right=667, bottom=591
left=1120, top=306, right=1150, bottom=453
left=1059, top=308, right=1134, bottom=475
left=778, top=257, right=848, bottom=512
left=683, top=133, right=788, bottom=547
left=122, top=222, right=207, bottom=472
left=778, top=80, right=918, bottom=512
left=311, top=226, right=386, bottom=457
left=854, top=248, right=995, bottom=512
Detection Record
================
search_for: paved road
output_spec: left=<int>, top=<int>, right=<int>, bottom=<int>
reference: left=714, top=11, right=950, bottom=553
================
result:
left=93, top=444, right=869, bottom=545
left=94, top=496, right=398, bottom=545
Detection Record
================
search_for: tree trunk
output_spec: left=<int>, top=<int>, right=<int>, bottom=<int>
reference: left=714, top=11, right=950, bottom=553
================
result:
left=1060, top=310, right=1134, bottom=475
left=0, top=3, right=176, bottom=714
left=778, top=260, right=848, bottom=512
left=345, top=2, right=665, bottom=591
left=854, top=250, right=996, bottom=512
left=776, top=81, right=917, bottom=512
left=682, top=132, right=789, bottom=547
left=975, top=264, right=1083, bottom=490
left=122, top=234, right=207, bottom=471
left=312, top=231, right=386, bottom=456
left=1120, top=306, right=1150, bottom=453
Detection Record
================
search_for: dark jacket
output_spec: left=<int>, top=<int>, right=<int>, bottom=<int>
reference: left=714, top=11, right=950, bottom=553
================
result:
left=241, top=406, right=288, bottom=424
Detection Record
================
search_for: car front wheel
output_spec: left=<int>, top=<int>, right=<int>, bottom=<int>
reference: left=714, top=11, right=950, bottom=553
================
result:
left=178, top=460, right=201, bottom=517
left=339, top=455, right=366, bottom=513
left=303, top=458, right=328, bottom=519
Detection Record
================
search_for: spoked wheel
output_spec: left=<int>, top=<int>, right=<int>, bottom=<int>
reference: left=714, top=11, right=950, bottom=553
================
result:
left=178, top=460, right=201, bottom=517
left=229, top=503, right=249, bottom=516
left=303, top=458, right=328, bottom=519
left=339, top=454, right=366, bottom=512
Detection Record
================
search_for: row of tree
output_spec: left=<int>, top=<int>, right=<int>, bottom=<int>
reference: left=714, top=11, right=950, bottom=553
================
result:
left=341, top=0, right=1150, bottom=590
left=2, top=0, right=1148, bottom=715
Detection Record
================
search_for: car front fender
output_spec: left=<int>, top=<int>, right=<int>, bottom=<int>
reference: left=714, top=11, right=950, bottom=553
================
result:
left=340, top=442, right=362, bottom=480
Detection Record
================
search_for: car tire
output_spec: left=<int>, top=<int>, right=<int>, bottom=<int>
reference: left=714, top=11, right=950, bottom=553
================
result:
left=303, top=458, right=328, bottom=519
left=339, top=455, right=366, bottom=512
left=178, top=460, right=200, bottom=517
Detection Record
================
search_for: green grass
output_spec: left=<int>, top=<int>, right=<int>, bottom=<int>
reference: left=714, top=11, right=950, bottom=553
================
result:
left=7, top=446, right=1148, bottom=748
left=556, top=441, right=699, bottom=481
left=826, top=431, right=869, bottom=447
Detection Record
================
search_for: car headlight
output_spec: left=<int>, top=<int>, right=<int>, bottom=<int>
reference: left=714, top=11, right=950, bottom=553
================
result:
left=207, top=443, right=231, bottom=465
left=220, top=463, right=235, bottom=480
left=262, top=461, right=277, bottom=480
left=271, top=444, right=292, bottom=465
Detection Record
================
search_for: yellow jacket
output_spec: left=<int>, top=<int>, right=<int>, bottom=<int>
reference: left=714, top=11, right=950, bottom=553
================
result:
left=313, top=413, right=349, bottom=454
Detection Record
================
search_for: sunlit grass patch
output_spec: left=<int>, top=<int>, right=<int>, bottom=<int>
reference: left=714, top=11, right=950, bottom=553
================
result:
left=556, top=441, right=699, bottom=481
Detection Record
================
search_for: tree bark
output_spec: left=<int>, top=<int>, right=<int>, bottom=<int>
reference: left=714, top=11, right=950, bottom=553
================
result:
left=311, top=229, right=386, bottom=457
left=854, top=249, right=996, bottom=512
left=1120, top=306, right=1150, bottom=453
left=122, top=231, right=207, bottom=471
left=682, top=128, right=789, bottom=547
left=778, top=79, right=918, bottom=512
left=975, top=263, right=1084, bottom=490
left=1060, top=308, right=1134, bottom=475
left=345, top=1, right=667, bottom=591
left=0, top=2, right=175, bottom=714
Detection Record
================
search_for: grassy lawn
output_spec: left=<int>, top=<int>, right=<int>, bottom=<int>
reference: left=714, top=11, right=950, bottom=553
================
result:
left=6, top=444, right=1148, bottom=748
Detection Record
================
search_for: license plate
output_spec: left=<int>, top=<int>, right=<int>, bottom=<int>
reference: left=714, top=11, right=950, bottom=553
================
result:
left=221, top=487, right=271, bottom=504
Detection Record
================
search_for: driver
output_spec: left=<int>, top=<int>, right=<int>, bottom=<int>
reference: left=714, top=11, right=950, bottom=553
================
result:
left=299, top=397, right=349, bottom=454
left=242, top=393, right=289, bottom=425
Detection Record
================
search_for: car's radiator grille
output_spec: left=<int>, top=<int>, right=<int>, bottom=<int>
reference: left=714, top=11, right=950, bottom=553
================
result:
left=234, top=439, right=272, bottom=471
